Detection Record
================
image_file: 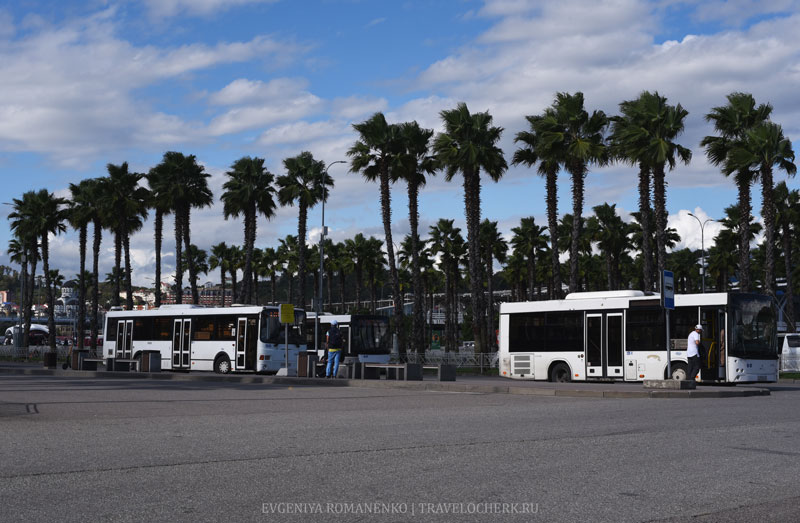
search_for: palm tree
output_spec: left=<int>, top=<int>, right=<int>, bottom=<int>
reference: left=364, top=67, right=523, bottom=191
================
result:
left=395, top=121, right=437, bottom=353
left=157, top=152, right=212, bottom=304
left=209, top=242, right=230, bottom=307
left=702, top=93, right=772, bottom=292
left=727, top=122, right=796, bottom=297
left=511, top=217, right=549, bottom=300
left=146, top=156, right=178, bottom=308
left=429, top=219, right=466, bottom=353
left=433, top=103, right=507, bottom=353
left=277, top=236, right=299, bottom=304
left=226, top=244, right=243, bottom=302
left=87, top=178, right=107, bottom=352
left=181, top=244, right=208, bottom=291
left=587, top=203, right=632, bottom=290
left=343, top=233, right=371, bottom=311
left=8, top=194, right=40, bottom=347
left=277, top=151, right=331, bottom=309
left=222, top=156, right=276, bottom=305
left=775, top=181, right=799, bottom=332
left=259, top=247, right=280, bottom=305
left=348, top=113, right=405, bottom=350
left=105, top=162, right=149, bottom=310
left=10, top=190, right=67, bottom=351
left=514, top=114, right=563, bottom=298
left=480, top=219, right=507, bottom=349
left=68, top=179, right=94, bottom=348
left=363, top=236, right=386, bottom=313
left=533, top=93, right=608, bottom=295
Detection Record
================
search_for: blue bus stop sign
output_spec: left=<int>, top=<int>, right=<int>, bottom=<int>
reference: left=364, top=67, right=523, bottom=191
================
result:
left=662, top=270, right=675, bottom=310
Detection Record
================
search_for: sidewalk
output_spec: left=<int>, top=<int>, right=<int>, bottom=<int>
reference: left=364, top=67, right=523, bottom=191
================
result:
left=0, top=361, right=779, bottom=399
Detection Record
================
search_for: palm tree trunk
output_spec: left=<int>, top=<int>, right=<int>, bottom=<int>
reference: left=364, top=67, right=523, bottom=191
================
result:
left=445, top=268, right=452, bottom=352
left=77, top=224, right=87, bottom=349
left=736, top=172, right=752, bottom=293
left=783, top=221, right=796, bottom=332
left=464, top=170, right=486, bottom=353
left=239, top=209, right=254, bottom=304
left=339, top=270, right=346, bottom=313
left=527, top=255, right=535, bottom=301
left=91, top=219, right=101, bottom=353
left=154, top=209, right=163, bottom=308
left=652, top=163, right=667, bottom=290
left=182, top=207, right=199, bottom=304
left=408, top=183, right=425, bottom=354
left=24, top=248, right=35, bottom=347
left=271, top=274, right=277, bottom=305
left=113, top=229, right=122, bottom=307
left=638, top=165, right=654, bottom=292
left=546, top=169, right=562, bottom=299
left=569, top=165, right=586, bottom=293
left=354, top=265, right=362, bottom=311
left=41, top=235, right=55, bottom=352
left=123, top=222, right=133, bottom=310
left=174, top=211, right=183, bottom=304
left=297, top=203, right=308, bottom=309
left=486, top=256, right=495, bottom=351
left=379, top=168, right=404, bottom=355
left=219, top=267, right=226, bottom=307
left=761, top=167, right=776, bottom=297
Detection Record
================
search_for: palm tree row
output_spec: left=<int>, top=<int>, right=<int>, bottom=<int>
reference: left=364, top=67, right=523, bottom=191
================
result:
left=6, top=93, right=796, bottom=353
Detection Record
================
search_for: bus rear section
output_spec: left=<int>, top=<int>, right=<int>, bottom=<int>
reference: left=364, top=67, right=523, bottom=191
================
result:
left=308, top=314, right=392, bottom=364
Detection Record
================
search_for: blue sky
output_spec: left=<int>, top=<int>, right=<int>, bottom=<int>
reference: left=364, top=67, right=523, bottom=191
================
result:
left=1, top=0, right=799, bottom=286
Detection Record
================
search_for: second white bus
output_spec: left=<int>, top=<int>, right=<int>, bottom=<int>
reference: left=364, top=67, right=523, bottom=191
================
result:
left=499, top=291, right=778, bottom=383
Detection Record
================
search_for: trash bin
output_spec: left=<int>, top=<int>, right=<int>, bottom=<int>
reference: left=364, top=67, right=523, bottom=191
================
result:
left=72, top=349, right=89, bottom=370
left=140, top=351, right=161, bottom=372
left=306, top=353, right=319, bottom=377
left=297, top=352, right=309, bottom=377
left=43, top=352, right=57, bottom=369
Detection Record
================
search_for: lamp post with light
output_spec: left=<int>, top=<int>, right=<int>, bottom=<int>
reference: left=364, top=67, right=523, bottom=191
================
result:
left=688, top=212, right=714, bottom=293
left=315, top=160, right=346, bottom=355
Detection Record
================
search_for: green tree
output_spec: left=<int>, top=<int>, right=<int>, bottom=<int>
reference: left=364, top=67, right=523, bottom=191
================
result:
left=395, top=121, right=437, bottom=353
left=480, top=219, right=507, bottom=349
left=775, top=181, right=799, bottom=332
left=181, top=244, right=208, bottom=291
left=701, top=93, right=772, bottom=292
left=433, top=103, right=507, bottom=353
left=586, top=203, right=631, bottom=290
left=348, top=113, right=405, bottom=350
left=430, top=219, right=466, bottom=353
left=277, top=152, right=331, bottom=309
left=728, top=122, right=796, bottom=297
left=343, top=233, right=371, bottom=311
left=222, top=156, right=276, bottom=304
left=511, top=217, right=549, bottom=300
left=209, top=242, right=230, bottom=307
left=68, top=179, right=94, bottom=348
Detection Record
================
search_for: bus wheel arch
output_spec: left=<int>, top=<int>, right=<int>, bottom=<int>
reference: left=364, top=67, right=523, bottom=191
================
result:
left=548, top=361, right=571, bottom=383
left=666, top=362, right=688, bottom=380
left=214, top=353, right=231, bottom=374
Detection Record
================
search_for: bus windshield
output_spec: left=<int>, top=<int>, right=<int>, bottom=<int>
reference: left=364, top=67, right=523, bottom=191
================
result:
left=260, top=309, right=306, bottom=346
left=350, top=316, right=391, bottom=355
left=729, top=295, right=777, bottom=359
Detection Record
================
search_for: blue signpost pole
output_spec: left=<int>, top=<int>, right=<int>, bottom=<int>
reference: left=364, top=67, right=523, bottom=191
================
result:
left=663, top=270, right=675, bottom=377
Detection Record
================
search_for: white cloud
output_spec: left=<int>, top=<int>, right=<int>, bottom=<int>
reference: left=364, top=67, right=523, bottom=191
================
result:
left=256, top=120, right=349, bottom=146
left=330, top=96, right=388, bottom=120
left=142, top=0, right=279, bottom=18
left=209, top=78, right=310, bottom=105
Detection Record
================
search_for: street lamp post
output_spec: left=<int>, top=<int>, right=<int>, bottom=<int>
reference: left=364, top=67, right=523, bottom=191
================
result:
left=17, top=253, right=25, bottom=351
left=688, top=213, right=714, bottom=293
left=315, top=160, right=346, bottom=355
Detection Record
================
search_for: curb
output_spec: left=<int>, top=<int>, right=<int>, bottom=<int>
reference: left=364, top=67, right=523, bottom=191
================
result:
left=0, top=367, right=771, bottom=399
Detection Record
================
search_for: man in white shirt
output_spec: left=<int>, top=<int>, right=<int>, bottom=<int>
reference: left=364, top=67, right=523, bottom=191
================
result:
left=687, top=324, right=702, bottom=381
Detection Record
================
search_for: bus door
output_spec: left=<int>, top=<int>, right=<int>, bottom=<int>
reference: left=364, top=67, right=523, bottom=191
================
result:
left=700, top=307, right=725, bottom=381
left=115, top=319, right=133, bottom=359
left=585, top=313, right=623, bottom=379
left=172, top=319, right=191, bottom=370
left=235, top=317, right=258, bottom=371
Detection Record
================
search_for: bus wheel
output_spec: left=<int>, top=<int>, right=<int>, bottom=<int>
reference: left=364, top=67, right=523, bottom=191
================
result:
left=214, top=355, right=231, bottom=374
left=668, top=363, right=688, bottom=380
left=550, top=363, right=571, bottom=383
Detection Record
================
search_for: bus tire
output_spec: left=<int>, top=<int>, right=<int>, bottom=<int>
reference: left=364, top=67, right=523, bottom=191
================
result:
left=214, top=355, right=231, bottom=374
left=667, top=362, right=688, bottom=380
left=550, top=362, right=571, bottom=383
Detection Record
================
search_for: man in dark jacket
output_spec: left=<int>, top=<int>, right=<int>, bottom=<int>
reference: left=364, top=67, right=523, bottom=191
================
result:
left=326, top=320, right=343, bottom=378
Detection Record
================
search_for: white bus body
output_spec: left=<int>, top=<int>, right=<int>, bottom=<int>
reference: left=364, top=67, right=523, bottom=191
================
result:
left=306, top=313, right=392, bottom=364
left=104, top=305, right=306, bottom=373
left=498, top=291, right=779, bottom=384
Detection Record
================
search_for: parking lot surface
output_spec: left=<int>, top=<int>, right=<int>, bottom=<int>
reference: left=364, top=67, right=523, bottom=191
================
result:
left=1, top=374, right=799, bottom=522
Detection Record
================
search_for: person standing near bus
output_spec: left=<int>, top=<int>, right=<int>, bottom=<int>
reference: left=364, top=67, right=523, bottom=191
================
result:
left=687, top=324, right=703, bottom=381
left=326, top=320, right=343, bottom=378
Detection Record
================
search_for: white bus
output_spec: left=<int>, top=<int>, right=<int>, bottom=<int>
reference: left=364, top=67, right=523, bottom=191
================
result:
left=305, top=313, right=392, bottom=364
left=498, top=291, right=779, bottom=384
left=104, top=305, right=307, bottom=374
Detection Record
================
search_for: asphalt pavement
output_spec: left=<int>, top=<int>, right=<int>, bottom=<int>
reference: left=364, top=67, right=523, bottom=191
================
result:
left=1, top=373, right=799, bottom=522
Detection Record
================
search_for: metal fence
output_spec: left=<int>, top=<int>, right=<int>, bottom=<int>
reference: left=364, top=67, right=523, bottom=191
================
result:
left=396, top=351, right=498, bottom=369
left=0, top=345, right=86, bottom=361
